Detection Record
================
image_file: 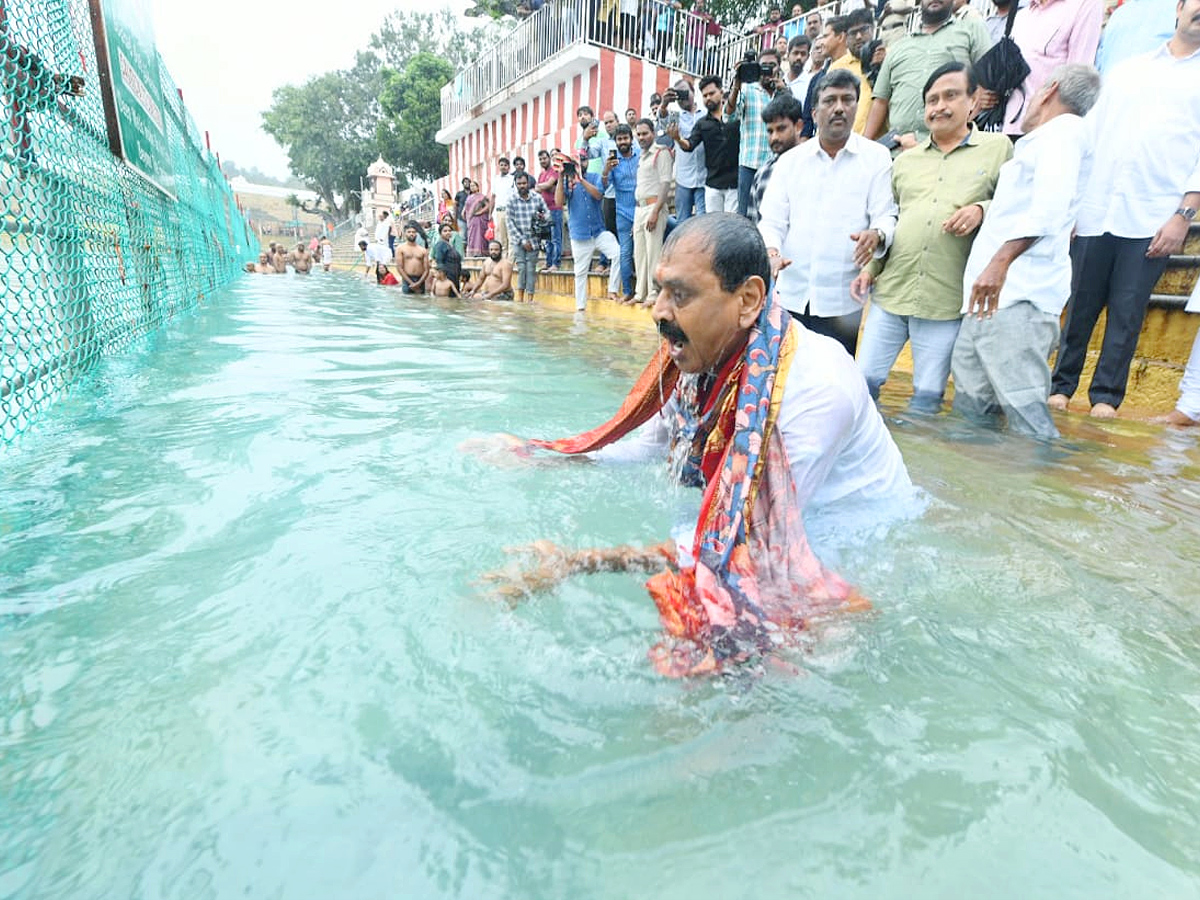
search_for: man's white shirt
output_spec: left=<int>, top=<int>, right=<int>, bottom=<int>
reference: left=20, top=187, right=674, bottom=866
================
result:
left=963, top=114, right=1090, bottom=317
left=493, top=172, right=515, bottom=210
left=758, top=133, right=897, bottom=318
left=1075, top=43, right=1200, bottom=239
left=593, top=324, right=911, bottom=512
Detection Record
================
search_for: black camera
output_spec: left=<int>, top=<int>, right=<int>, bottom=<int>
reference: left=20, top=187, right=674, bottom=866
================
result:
left=736, top=50, right=761, bottom=84
left=860, top=38, right=884, bottom=87
left=561, top=159, right=577, bottom=175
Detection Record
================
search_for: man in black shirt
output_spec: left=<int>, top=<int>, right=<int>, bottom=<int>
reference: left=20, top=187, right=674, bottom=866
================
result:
left=454, top=177, right=471, bottom=235
left=666, top=75, right=740, bottom=213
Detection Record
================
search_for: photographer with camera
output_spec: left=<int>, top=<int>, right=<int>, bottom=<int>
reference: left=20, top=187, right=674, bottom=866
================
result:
left=666, top=75, right=739, bottom=213
left=657, top=80, right=707, bottom=223
left=725, top=47, right=783, bottom=217
left=507, top=172, right=550, bottom=304
left=553, top=152, right=623, bottom=311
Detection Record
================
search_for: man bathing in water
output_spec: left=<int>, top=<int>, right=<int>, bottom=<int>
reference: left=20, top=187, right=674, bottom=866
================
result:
left=289, top=242, right=313, bottom=274
left=475, top=214, right=912, bottom=676
left=396, top=221, right=430, bottom=294
left=464, top=240, right=514, bottom=301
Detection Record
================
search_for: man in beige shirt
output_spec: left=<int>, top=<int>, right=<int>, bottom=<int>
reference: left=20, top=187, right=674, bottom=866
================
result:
left=851, top=61, right=1011, bottom=413
left=631, top=118, right=674, bottom=307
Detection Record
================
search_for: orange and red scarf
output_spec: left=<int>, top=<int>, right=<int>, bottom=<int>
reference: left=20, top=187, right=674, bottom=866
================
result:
left=531, top=300, right=861, bottom=676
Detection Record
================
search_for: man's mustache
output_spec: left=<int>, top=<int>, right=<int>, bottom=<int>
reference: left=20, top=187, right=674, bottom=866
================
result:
left=657, top=320, right=688, bottom=344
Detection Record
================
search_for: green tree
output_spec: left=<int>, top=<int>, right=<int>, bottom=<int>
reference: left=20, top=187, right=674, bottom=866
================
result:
left=375, top=53, right=455, bottom=185
left=368, top=9, right=498, bottom=71
left=261, top=53, right=382, bottom=217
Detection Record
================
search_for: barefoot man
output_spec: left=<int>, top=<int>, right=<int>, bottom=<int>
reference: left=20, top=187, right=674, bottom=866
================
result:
left=474, top=214, right=914, bottom=676
left=465, top=240, right=514, bottom=301
left=396, top=222, right=430, bottom=294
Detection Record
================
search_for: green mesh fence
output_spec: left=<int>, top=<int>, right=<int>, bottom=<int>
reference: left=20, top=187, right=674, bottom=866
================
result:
left=1, top=0, right=255, bottom=445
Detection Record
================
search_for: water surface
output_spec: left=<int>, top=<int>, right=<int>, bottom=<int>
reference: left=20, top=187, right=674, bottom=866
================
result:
left=2, top=274, right=1199, bottom=899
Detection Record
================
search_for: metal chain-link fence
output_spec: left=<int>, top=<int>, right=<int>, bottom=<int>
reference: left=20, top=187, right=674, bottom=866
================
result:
left=1, top=0, right=255, bottom=445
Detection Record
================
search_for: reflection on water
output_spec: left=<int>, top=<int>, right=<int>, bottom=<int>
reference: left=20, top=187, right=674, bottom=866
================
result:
left=1, top=274, right=1198, bottom=899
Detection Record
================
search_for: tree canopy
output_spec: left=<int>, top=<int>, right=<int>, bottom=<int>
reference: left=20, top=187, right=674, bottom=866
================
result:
left=261, top=53, right=382, bottom=217
left=375, top=53, right=456, bottom=186
left=262, top=11, right=497, bottom=211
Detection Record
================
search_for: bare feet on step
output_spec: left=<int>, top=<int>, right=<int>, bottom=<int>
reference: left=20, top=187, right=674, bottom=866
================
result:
left=1047, top=393, right=1069, bottom=411
left=1089, top=402, right=1118, bottom=419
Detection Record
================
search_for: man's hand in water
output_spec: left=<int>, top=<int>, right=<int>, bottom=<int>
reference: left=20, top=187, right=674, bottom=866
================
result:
left=457, top=433, right=535, bottom=466
left=480, top=540, right=677, bottom=603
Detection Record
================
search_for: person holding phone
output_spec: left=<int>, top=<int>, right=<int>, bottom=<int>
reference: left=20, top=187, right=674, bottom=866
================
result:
left=658, top=81, right=707, bottom=223
left=606, top=124, right=641, bottom=302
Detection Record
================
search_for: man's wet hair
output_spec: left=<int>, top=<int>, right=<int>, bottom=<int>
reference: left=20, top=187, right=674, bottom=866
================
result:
left=923, top=61, right=978, bottom=101
left=488, top=239, right=503, bottom=251
left=819, top=67, right=861, bottom=100
left=762, top=92, right=804, bottom=124
left=663, top=213, right=770, bottom=294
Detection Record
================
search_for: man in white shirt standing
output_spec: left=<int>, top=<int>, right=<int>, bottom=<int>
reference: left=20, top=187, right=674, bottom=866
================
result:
left=1049, top=4, right=1200, bottom=418
left=491, top=157, right=515, bottom=260
left=951, top=63, right=1101, bottom=438
left=758, top=69, right=897, bottom=355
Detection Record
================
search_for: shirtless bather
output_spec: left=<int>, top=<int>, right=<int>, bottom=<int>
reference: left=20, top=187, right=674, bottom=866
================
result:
left=290, top=242, right=313, bottom=274
left=396, top=223, right=430, bottom=294
left=429, top=266, right=459, bottom=297
left=465, top=240, right=514, bottom=301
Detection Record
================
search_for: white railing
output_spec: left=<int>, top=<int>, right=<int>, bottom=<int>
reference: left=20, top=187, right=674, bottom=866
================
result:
left=439, top=0, right=977, bottom=130
left=440, top=0, right=750, bottom=127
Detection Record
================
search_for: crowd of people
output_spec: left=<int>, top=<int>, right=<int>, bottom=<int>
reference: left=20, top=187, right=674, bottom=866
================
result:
left=247, top=237, right=334, bottom=275
left=437, top=0, right=1200, bottom=433
left=468, top=0, right=1199, bottom=672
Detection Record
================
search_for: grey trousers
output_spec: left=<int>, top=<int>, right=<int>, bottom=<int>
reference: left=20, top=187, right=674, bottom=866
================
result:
left=513, top=243, right=539, bottom=294
left=951, top=300, right=1061, bottom=439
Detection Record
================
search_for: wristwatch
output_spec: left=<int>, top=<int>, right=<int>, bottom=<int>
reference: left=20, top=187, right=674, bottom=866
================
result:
left=1175, top=207, right=1197, bottom=221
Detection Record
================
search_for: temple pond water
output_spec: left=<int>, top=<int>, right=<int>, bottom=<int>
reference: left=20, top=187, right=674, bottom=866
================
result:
left=1, top=274, right=1198, bottom=898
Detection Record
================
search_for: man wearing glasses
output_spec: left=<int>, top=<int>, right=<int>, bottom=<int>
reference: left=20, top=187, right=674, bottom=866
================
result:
left=828, top=8, right=877, bottom=134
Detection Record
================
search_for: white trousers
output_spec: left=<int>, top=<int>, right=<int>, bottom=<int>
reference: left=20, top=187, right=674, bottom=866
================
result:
left=1178, top=324, right=1200, bottom=420
left=704, top=187, right=738, bottom=213
left=570, top=231, right=621, bottom=310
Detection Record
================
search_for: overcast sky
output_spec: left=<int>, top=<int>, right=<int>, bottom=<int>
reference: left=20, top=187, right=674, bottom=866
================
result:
left=151, top=0, right=471, bottom=179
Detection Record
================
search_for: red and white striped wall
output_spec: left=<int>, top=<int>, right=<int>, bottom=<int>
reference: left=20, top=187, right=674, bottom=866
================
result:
left=436, top=48, right=686, bottom=200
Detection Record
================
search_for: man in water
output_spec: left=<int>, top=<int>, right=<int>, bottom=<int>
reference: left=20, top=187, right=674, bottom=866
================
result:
left=396, top=222, right=430, bottom=294
left=488, top=214, right=911, bottom=676
left=465, top=240, right=514, bottom=301
left=289, top=242, right=313, bottom=274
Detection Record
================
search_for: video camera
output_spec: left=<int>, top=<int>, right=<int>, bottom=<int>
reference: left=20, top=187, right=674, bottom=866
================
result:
left=736, top=50, right=761, bottom=84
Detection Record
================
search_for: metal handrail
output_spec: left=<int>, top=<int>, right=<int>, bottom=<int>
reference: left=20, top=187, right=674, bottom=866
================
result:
left=438, top=0, right=997, bottom=133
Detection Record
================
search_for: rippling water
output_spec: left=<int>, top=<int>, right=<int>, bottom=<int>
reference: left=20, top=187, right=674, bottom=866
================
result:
left=2, top=274, right=1199, bottom=899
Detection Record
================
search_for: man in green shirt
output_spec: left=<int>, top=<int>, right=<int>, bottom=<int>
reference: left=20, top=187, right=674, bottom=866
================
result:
left=851, top=61, right=1011, bottom=413
left=864, top=0, right=992, bottom=152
